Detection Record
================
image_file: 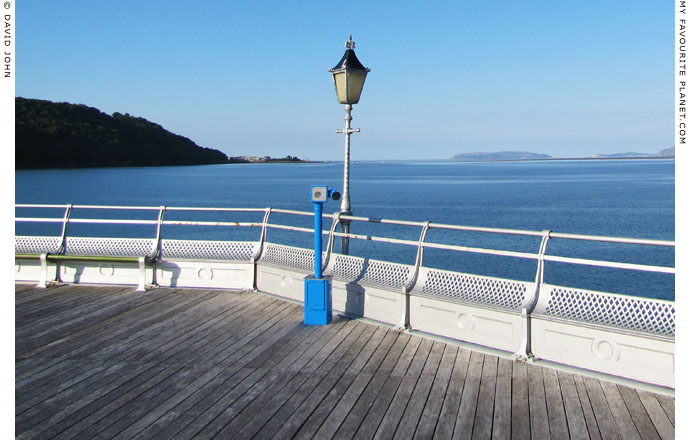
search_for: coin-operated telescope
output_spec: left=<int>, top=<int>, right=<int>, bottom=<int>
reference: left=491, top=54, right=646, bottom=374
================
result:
left=305, top=185, right=340, bottom=325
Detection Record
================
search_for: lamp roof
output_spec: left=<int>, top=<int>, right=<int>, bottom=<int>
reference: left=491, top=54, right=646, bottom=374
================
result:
left=330, top=35, right=369, bottom=72
left=331, top=49, right=367, bottom=71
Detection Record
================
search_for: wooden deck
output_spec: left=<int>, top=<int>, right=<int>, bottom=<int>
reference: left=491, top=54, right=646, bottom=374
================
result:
left=15, top=284, right=674, bottom=439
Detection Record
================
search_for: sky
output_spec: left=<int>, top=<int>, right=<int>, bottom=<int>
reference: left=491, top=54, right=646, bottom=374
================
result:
left=14, top=1, right=672, bottom=161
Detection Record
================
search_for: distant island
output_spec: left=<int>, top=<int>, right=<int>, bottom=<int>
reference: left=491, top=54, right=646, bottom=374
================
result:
left=451, top=151, right=551, bottom=161
left=450, top=148, right=674, bottom=162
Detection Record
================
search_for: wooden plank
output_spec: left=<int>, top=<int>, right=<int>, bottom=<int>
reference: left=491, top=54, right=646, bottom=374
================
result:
left=16, top=362, right=132, bottom=434
left=14, top=284, right=676, bottom=440
left=452, top=350, right=484, bottom=439
left=527, top=363, right=551, bottom=440
left=295, top=329, right=400, bottom=439
left=636, top=390, right=675, bottom=440
left=16, top=289, right=201, bottom=379
left=583, top=376, right=622, bottom=440
left=351, top=335, right=422, bottom=440
left=413, top=344, right=459, bottom=440
left=16, top=286, right=134, bottom=329
left=176, top=369, right=283, bottom=440
left=471, top=354, right=498, bottom=439
left=385, top=340, right=445, bottom=440
left=491, top=357, right=512, bottom=440
left=334, top=333, right=413, bottom=439
left=230, top=322, right=371, bottom=440
left=616, top=385, right=661, bottom=440
left=109, top=366, right=231, bottom=439
left=89, top=292, right=278, bottom=365
left=372, top=337, right=434, bottom=440
left=197, top=321, right=350, bottom=439
left=15, top=362, right=159, bottom=440
left=600, top=381, right=641, bottom=440
left=105, top=293, right=281, bottom=365
left=70, top=364, right=208, bottom=439
left=15, top=286, right=172, bottom=340
left=15, top=284, right=110, bottom=313
left=16, top=287, right=115, bottom=324
left=572, top=373, right=603, bottom=440
left=16, top=359, right=83, bottom=396
left=189, top=301, right=298, bottom=367
left=543, top=367, right=569, bottom=439
left=433, top=347, right=471, bottom=440
left=15, top=362, right=111, bottom=416
left=92, top=364, right=250, bottom=440
left=655, top=394, right=675, bottom=427
left=219, top=307, right=308, bottom=369
left=192, top=321, right=360, bottom=439
left=30, top=363, right=170, bottom=439
left=557, top=371, right=591, bottom=440
left=17, top=288, right=203, bottom=360
left=251, top=324, right=380, bottom=439
left=14, top=283, right=40, bottom=295
left=15, top=287, right=180, bottom=362
left=111, top=291, right=257, bottom=362
left=511, top=361, right=531, bottom=440
left=143, top=367, right=256, bottom=440
left=51, top=364, right=186, bottom=440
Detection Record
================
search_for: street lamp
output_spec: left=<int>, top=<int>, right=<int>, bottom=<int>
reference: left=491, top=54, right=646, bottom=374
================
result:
left=329, top=34, right=370, bottom=255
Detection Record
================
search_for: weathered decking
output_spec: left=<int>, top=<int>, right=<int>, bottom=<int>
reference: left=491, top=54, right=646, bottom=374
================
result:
left=15, top=284, right=674, bottom=439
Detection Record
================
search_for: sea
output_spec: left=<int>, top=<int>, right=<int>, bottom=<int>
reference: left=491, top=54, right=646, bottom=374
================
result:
left=15, top=159, right=675, bottom=301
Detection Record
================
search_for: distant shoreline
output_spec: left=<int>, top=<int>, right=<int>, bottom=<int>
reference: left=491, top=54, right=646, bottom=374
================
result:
left=15, top=156, right=673, bottom=171
left=449, top=156, right=674, bottom=163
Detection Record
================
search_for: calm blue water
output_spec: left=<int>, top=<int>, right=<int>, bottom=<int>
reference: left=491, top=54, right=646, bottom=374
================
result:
left=15, top=159, right=675, bottom=300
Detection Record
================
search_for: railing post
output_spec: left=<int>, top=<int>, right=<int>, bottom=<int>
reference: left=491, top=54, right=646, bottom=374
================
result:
left=151, top=205, right=166, bottom=260
left=322, top=211, right=342, bottom=272
left=254, top=207, right=273, bottom=261
left=57, top=204, right=73, bottom=255
left=516, top=229, right=552, bottom=360
left=400, top=221, right=431, bottom=330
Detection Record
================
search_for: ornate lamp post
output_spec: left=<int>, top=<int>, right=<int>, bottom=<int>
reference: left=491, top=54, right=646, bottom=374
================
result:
left=329, top=34, right=370, bottom=255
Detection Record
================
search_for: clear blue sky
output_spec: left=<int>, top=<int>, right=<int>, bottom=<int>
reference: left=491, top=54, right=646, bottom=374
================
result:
left=16, top=1, right=672, bottom=160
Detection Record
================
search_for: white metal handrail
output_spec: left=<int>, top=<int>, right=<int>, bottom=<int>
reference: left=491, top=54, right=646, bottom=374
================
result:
left=15, top=204, right=675, bottom=276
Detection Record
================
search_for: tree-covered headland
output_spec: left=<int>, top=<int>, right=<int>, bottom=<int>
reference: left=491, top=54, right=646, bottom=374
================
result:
left=15, top=97, right=229, bottom=169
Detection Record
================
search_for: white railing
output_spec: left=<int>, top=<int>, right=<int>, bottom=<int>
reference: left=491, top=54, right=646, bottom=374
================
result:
left=15, top=203, right=675, bottom=389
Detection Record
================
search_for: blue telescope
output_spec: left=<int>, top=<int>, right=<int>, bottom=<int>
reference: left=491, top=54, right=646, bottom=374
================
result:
left=305, top=185, right=340, bottom=325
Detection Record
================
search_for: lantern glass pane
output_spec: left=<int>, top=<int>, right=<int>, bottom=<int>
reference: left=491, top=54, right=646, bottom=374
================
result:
left=346, top=71, right=367, bottom=104
left=333, top=72, right=348, bottom=103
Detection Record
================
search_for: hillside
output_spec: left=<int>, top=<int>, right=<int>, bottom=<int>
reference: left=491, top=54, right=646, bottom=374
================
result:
left=15, top=98, right=229, bottom=169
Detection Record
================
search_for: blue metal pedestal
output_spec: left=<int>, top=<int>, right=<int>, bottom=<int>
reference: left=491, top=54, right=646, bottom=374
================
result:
left=304, top=277, right=332, bottom=325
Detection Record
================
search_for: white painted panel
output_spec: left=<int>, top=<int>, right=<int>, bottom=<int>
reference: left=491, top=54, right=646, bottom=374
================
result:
left=58, top=262, right=149, bottom=287
left=363, top=288, right=403, bottom=325
left=156, top=260, right=253, bottom=290
left=256, top=264, right=307, bottom=303
left=15, top=260, right=43, bottom=282
left=531, top=317, right=674, bottom=388
left=410, top=295, right=522, bottom=353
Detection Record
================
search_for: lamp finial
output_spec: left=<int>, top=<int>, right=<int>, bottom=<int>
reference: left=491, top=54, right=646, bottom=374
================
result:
left=345, top=34, right=355, bottom=50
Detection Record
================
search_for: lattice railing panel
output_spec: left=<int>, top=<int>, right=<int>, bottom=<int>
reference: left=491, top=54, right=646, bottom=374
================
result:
left=160, top=240, right=257, bottom=261
left=417, top=268, right=530, bottom=310
left=64, top=237, right=155, bottom=257
left=15, top=236, right=62, bottom=255
left=329, top=254, right=411, bottom=290
left=259, top=243, right=315, bottom=272
left=541, top=285, right=675, bottom=337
